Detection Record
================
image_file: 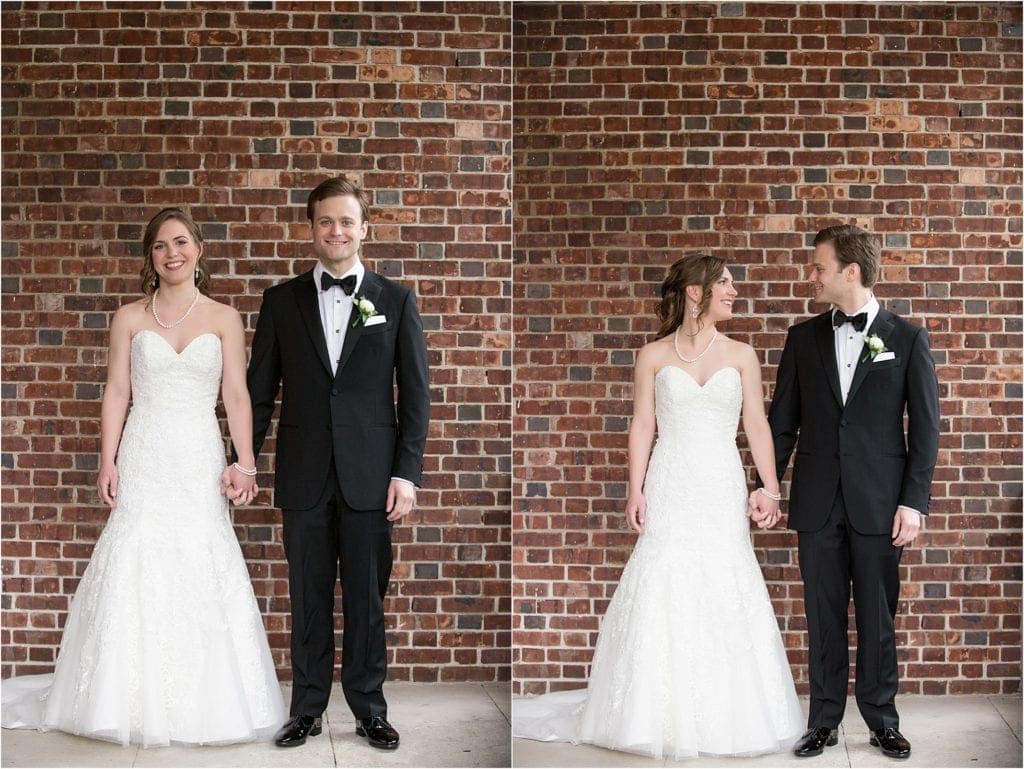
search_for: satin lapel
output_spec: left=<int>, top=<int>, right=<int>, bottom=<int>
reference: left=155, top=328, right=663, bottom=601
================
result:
left=294, top=270, right=334, bottom=376
left=846, top=309, right=896, bottom=407
left=814, top=312, right=844, bottom=407
left=335, top=271, right=384, bottom=381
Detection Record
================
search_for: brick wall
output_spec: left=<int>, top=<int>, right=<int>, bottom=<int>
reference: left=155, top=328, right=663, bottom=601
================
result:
left=1, top=2, right=511, bottom=683
left=513, top=2, right=1022, bottom=695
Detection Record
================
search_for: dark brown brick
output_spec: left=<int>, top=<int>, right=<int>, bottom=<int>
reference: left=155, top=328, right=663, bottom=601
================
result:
left=512, top=0, right=1021, bottom=698
left=1, top=2, right=512, bottom=686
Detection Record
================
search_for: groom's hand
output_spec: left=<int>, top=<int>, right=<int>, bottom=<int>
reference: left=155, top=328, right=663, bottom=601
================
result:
left=891, top=506, right=923, bottom=546
left=386, top=479, right=416, bottom=521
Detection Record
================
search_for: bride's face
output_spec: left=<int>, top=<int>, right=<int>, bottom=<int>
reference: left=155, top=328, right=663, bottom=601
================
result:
left=151, top=220, right=202, bottom=288
left=703, top=267, right=738, bottom=322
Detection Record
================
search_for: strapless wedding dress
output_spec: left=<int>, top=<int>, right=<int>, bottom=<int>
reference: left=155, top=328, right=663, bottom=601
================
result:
left=514, top=366, right=804, bottom=758
left=2, top=331, right=285, bottom=746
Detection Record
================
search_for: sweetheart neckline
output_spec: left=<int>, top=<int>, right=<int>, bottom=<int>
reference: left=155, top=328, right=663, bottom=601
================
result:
left=132, top=329, right=220, bottom=356
left=656, top=365, right=740, bottom=389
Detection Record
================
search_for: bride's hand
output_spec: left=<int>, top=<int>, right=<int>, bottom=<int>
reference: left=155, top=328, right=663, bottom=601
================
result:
left=97, top=463, right=118, bottom=507
left=626, top=495, right=646, bottom=534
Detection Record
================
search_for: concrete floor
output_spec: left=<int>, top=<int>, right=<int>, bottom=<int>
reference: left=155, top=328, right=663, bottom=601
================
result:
left=513, top=695, right=1022, bottom=768
left=1, top=682, right=511, bottom=768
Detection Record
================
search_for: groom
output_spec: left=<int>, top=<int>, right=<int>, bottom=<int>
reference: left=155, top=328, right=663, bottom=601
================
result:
left=751, top=225, right=939, bottom=760
left=241, top=176, right=429, bottom=750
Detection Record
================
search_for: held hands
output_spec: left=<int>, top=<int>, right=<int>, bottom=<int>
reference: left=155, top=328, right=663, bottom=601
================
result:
left=626, top=494, right=646, bottom=534
left=386, top=478, right=416, bottom=521
left=217, top=470, right=416, bottom=517
left=747, top=488, right=782, bottom=529
left=219, top=464, right=259, bottom=506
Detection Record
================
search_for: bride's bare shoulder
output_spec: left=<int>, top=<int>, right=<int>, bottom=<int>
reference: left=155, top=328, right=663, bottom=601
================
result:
left=112, top=298, right=148, bottom=323
left=718, top=334, right=760, bottom=369
left=637, top=334, right=673, bottom=360
left=718, top=334, right=753, bottom=354
left=196, top=297, right=245, bottom=340
left=635, top=335, right=676, bottom=377
left=204, top=296, right=242, bottom=321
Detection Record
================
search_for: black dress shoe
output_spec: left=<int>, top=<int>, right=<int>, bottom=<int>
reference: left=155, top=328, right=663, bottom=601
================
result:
left=870, top=727, right=911, bottom=759
left=274, top=715, right=322, bottom=747
left=794, top=726, right=839, bottom=757
left=356, top=715, right=400, bottom=750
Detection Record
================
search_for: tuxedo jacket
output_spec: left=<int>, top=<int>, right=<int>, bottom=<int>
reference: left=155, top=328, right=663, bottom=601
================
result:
left=767, top=308, right=940, bottom=535
left=247, top=268, right=430, bottom=512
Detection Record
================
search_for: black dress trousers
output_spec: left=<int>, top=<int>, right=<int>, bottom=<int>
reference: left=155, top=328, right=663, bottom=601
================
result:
left=282, top=460, right=393, bottom=720
left=797, top=485, right=904, bottom=731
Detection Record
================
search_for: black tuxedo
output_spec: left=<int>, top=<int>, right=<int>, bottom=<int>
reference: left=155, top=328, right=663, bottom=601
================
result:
left=248, top=267, right=429, bottom=720
left=766, top=308, right=939, bottom=730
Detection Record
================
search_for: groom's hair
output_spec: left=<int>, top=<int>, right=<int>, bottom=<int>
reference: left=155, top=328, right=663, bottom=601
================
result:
left=306, top=175, right=371, bottom=224
left=813, top=225, right=880, bottom=288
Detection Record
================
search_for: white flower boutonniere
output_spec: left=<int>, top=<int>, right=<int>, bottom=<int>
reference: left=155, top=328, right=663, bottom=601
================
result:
left=861, top=333, right=889, bottom=363
left=351, top=295, right=378, bottom=328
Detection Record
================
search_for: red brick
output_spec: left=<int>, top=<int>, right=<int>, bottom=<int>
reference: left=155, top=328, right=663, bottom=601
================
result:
left=1, top=3, right=512, bottom=685
left=512, top=1, right=1021, bottom=697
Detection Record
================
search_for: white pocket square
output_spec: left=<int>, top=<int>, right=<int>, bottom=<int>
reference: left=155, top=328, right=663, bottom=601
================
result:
left=873, top=351, right=895, bottom=362
left=364, top=315, right=387, bottom=327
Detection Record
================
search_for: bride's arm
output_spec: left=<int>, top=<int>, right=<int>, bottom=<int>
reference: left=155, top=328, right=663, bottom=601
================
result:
left=739, top=344, right=781, bottom=524
left=97, top=306, right=134, bottom=507
left=220, top=308, right=258, bottom=504
left=626, top=345, right=657, bottom=534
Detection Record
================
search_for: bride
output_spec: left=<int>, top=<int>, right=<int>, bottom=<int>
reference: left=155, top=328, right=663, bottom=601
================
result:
left=513, top=253, right=804, bottom=758
left=2, top=208, right=285, bottom=746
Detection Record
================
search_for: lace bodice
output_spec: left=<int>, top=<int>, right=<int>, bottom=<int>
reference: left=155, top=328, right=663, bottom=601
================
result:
left=0, top=328, right=286, bottom=746
left=654, top=365, right=742, bottom=447
left=129, top=331, right=221, bottom=415
left=513, top=361, right=804, bottom=759
left=643, top=366, right=745, bottom=542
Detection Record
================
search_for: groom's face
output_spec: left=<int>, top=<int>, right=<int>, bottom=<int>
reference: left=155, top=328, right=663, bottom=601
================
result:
left=809, top=242, right=850, bottom=306
left=311, top=194, right=368, bottom=274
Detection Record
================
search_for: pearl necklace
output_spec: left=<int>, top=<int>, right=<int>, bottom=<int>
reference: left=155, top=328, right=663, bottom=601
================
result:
left=152, top=287, right=200, bottom=329
left=674, top=327, right=718, bottom=364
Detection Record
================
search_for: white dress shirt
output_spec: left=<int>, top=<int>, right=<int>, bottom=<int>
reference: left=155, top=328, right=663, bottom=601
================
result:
left=833, top=295, right=879, bottom=405
left=313, top=260, right=363, bottom=376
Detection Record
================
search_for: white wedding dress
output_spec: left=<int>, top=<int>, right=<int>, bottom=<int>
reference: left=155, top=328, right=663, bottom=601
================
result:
left=2, top=331, right=285, bottom=747
left=513, top=365, right=804, bottom=758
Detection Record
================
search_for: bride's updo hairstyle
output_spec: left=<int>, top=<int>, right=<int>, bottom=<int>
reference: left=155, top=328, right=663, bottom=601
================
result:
left=139, top=207, right=211, bottom=298
left=656, top=253, right=727, bottom=338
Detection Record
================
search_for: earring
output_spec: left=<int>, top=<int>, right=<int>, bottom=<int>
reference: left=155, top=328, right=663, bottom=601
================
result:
left=194, top=268, right=200, bottom=283
left=691, top=305, right=699, bottom=318
left=152, top=276, right=158, bottom=288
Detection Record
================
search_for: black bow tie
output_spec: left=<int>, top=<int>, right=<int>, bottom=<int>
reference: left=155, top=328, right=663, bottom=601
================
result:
left=320, top=273, right=357, bottom=295
left=833, top=310, right=868, bottom=332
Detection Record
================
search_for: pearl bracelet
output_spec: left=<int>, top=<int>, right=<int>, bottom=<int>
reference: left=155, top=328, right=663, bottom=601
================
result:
left=757, top=487, right=782, bottom=501
left=233, top=462, right=258, bottom=476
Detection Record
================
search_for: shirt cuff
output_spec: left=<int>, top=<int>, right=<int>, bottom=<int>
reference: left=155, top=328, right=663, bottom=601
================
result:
left=897, top=505, right=923, bottom=517
left=390, top=476, right=417, bottom=489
